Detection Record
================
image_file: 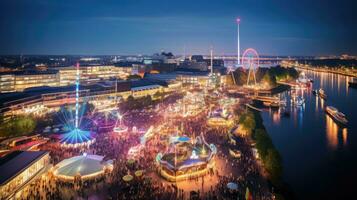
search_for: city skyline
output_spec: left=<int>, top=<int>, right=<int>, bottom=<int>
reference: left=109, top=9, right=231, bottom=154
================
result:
left=0, top=0, right=356, bottom=56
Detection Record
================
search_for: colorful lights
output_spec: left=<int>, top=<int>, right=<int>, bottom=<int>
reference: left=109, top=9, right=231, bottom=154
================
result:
left=113, top=112, right=128, bottom=134
left=60, top=62, right=95, bottom=148
left=60, top=129, right=94, bottom=148
left=242, top=48, right=259, bottom=86
left=157, top=135, right=216, bottom=182
left=75, top=62, right=80, bottom=129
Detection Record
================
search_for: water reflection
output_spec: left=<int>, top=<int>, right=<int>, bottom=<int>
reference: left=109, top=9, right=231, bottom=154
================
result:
left=342, top=128, right=348, bottom=146
left=272, top=109, right=280, bottom=125
left=346, top=78, right=349, bottom=95
left=320, top=98, right=325, bottom=109
left=326, top=115, right=338, bottom=150
left=263, top=69, right=355, bottom=198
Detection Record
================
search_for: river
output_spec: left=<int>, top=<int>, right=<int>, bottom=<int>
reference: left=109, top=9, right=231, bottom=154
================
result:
left=261, top=70, right=357, bottom=199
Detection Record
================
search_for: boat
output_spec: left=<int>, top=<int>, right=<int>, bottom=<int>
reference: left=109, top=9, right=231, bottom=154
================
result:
left=325, top=106, right=348, bottom=125
left=348, top=78, right=357, bottom=89
left=318, top=88, right=327, bottom=99
left=291, top=95, right=305, bottom=106
left=296, top=72, right=312, bottom=88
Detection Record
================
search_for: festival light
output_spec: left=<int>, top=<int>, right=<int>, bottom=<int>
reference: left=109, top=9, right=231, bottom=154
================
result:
left=61, top=62, right=95, bottom=148
left=113, top=112, right=128, bottom=134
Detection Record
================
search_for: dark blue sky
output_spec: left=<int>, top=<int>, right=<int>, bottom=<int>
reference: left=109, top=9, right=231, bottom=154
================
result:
left=0, top=0, right=356, bottom=56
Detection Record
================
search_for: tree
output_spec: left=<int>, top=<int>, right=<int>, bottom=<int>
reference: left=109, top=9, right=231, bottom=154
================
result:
left=142, top=95, right=152, bottom=107
left=35, top=113, right=54, bottom=130
left=264, top=149, right=283, bottom=181
left=262, top=71, right=277, bottom=87
left=238, top=112, right=256, bottom=136
left=127, top=95, right=135, bottom=102
left=254, top=129, right=273, bottom=159
left=0, top=116, right=36, bottom=137
left=232, top=68, right=248, bottom=85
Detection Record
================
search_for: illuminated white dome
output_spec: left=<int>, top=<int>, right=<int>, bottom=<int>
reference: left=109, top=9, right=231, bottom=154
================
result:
left=53, top=154, right=113, bottom=181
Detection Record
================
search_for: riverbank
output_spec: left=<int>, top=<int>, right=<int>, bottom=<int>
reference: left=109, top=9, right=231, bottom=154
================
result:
left=293, top=65, right=357, bottom=78
left=260, top=70, right=357, bottom=199
left=239, top=109, right=294, bottom=200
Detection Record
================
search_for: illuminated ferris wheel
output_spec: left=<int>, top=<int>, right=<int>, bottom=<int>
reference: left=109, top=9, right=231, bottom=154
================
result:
left=241, top=48, right=259, bottom=86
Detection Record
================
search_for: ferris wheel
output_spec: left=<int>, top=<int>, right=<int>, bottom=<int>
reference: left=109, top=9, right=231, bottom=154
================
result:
left=241, top=48, right=259, bottom=86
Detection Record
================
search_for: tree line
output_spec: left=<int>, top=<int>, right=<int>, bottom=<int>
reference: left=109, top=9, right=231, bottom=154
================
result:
left=232, top=65, right=299, bottom=87
left=238, top=110, right=292, bottom=199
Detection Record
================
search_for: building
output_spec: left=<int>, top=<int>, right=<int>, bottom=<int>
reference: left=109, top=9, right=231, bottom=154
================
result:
left=0, top=65, right=132, bottom=93
left=0, top=79, right=180, bottom=117
left=0, top=74, right=15, bottom=92
left=57, top=65, right=132, bottom=86
left=204, top=58, right=226, bottom=74
left=131, top=84, right=163, bottom=98
left=176, top=71, right=210, bottom=86
left=0, top=151, right=50, bottom=200
left=0, top=71, right=60, bottom=93
left=178, top=58, right=208, bottom=71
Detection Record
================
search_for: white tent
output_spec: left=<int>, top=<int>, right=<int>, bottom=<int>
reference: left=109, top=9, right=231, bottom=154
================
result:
left=53, top=154, right=113, bottom=181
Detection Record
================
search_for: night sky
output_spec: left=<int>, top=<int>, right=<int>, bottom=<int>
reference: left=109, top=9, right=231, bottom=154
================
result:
left=0, top=0, right=356, bottom=56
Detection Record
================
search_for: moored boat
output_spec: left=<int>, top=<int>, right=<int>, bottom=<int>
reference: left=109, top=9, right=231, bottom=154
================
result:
left=318, top=88, right=327, bottom=99
left=325, top=106, right=348, bottom=125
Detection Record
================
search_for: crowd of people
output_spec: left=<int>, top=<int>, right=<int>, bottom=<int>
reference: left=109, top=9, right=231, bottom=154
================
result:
left=20, top=89, right=274, bottom=200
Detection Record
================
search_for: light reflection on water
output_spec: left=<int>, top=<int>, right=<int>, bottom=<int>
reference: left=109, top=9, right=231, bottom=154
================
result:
left=315, top=95, right=318, bottom=112
left=272, top=109, right=280, bottom=125
left=263, top=69, right=356, bottom=199
left=325, top=114, right=338, bottom=150
left=342, top=128, right=348, bottom=146
left=320, top=97, right=325, bottom=109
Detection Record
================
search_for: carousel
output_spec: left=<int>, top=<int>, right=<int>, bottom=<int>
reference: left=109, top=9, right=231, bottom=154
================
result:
left=113, top=113, right=128, bottom=134
left=53, top=153, right=113, bottom=181
left=60, top=128, right=95, bottom=148
left=156, top=135, right=216, bottom=182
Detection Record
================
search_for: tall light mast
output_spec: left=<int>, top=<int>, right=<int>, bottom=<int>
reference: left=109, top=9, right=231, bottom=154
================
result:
left=236, top=18, right=241, bottom=66
left=75, top=62, right=80, bottom=129
left=210, top=47, right=213, bottom=74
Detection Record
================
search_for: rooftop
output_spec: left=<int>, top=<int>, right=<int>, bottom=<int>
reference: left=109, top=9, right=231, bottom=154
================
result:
left=0, top=70, right=58, bottom=76
left=0, top=151, right=49, bottom=186
left=0, top=78, right=171, bottom=110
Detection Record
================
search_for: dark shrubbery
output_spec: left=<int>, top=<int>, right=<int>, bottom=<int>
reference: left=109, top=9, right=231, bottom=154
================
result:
left=239, top=111, right=283, bottom=183
left=233, top=66, right=299, bottom=87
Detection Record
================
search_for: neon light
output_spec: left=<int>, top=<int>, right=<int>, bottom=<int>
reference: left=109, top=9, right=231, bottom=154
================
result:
left=242, top=48, right=259, bottom=86
left=236, top=18, right=241, bottom=24
left=75, top=62, right=79, bottom=128
left=60, top=62, right=94, bottom=148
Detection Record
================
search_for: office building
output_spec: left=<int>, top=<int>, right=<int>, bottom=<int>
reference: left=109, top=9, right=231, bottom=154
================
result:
left=0, top=151, right=50, bottom=199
